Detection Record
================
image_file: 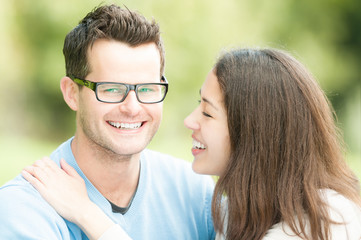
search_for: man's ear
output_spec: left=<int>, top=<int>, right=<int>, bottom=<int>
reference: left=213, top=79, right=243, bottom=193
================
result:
left=60, top=77, right=79, bottom=111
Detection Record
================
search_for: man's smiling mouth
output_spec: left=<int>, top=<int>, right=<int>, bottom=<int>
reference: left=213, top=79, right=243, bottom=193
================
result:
left=108, top=121, right=142, bottom=130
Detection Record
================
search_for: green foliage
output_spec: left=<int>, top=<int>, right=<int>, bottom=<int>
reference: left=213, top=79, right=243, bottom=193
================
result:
left=0, top=0, right=360, bottom=184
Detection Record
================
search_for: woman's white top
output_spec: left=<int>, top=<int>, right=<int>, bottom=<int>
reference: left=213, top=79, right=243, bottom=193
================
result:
left=98, top=224, right=132, bottom=240
left=216, top=189, right=361, bottom=240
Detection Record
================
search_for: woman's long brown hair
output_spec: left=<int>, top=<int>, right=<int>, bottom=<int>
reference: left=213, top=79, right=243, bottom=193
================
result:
left=212, top=48, right=361, bottom=239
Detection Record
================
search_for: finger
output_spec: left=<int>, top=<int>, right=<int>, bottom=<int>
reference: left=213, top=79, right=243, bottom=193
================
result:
left=23, top=165, right=49, bottom=184
left=21, top=169, right=46, bottom=192
left=42, top=157, right=64, bottom=175
left=33, top=158, right=48, bottom=168
left=34, top=157, right=55, bottom=170
left=22, top=169, right=51, bottom=204
left=60, top=158, right=82, bottom=180
left=40, top=156, right=59, bottom=169
left=33, top=157, right=62, bottom=177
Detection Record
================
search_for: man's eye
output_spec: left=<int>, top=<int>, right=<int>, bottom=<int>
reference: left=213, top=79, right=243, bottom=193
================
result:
left=138, top=87, right=154, bottom=93
left=105, top=88, right=120, bottom=93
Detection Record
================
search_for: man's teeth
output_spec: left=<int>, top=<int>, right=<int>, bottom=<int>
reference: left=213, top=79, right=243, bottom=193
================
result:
left=193, top=139, right=206, bottom=149
left=109, top=121, right=142, bottom=129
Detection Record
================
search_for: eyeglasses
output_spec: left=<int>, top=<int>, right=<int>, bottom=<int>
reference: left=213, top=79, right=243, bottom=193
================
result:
left=70, top=76, right=168, bottom=104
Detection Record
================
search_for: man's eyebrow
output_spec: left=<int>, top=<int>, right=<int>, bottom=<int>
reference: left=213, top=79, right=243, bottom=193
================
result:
left=199, top=89, right=219, bottom=110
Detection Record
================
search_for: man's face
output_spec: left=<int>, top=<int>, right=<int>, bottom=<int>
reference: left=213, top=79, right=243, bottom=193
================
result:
left=76, top=39, right=163, bottom=157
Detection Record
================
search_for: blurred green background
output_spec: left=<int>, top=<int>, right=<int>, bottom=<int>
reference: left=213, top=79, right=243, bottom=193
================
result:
left=0, top=0, right=360, bottom=185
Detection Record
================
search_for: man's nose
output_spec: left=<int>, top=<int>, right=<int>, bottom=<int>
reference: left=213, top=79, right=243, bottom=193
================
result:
left=118, top=90, right=142, bottom=115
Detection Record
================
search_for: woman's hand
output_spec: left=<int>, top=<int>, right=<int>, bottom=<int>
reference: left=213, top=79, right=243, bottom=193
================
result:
left=21, top=157, right=127, bottom=240
left=22, top=157, right=90, bottom=224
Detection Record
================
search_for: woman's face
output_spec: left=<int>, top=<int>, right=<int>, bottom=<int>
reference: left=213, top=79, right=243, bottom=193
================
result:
left=184, top=70, right=231, bottom=176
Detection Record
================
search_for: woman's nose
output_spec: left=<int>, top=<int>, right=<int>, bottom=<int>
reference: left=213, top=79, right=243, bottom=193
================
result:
left=184, top=108, right=200, bottom=130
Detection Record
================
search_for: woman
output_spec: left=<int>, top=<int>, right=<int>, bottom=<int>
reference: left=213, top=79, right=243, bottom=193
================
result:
left=22, top=48, right=361, bottom=239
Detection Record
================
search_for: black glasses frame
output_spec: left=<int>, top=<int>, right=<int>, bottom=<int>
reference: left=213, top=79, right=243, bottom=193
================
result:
left=70, top=76, right=168, bottom=104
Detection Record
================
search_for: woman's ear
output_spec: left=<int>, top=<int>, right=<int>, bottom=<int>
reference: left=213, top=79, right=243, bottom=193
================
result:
left=60, top=77, right=79, bottom=111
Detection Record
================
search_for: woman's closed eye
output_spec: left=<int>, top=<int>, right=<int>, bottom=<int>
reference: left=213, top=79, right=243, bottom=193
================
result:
left=202, top=111, right=212, bottom=118
left=198, top=100, right=213, bottom=118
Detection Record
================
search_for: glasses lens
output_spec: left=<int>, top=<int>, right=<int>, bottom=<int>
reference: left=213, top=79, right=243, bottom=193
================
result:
left=137, top=84, right=167, bottom=103
left=97, top=83, right=128, bottom=102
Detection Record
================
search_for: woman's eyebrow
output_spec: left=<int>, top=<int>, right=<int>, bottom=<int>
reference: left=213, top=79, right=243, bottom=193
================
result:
left=200, top=89, right=219, bottom=111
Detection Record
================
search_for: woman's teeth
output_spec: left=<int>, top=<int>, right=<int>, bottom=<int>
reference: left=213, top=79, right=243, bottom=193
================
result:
left=193, top=139, right=206, bottom=149
left=108, top=121, right=142, bottom=129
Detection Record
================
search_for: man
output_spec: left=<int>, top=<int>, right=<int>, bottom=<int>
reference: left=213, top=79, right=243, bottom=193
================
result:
left=0, top=5, right=215, bottom=239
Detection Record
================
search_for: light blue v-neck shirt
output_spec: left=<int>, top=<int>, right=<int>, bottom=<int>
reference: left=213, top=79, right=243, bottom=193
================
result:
left=0, top=138, right=216, bottom=240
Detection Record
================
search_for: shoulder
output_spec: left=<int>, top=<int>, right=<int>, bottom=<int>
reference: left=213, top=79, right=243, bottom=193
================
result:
left=0, top=174, right=41, bottom=201
left=0, top=175, right=53, bottom=211
left=50, top=137, right=74, bottom=163
left=0, top=176, right=70, bottom=238
left=263, top=189, right=361, bottom=240
left=323, top=189, right=360, bottom=214
left=263, top=222, right=304, bottom=240
left=323, top=189, right=361, bottom=238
